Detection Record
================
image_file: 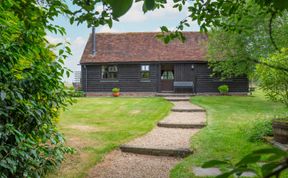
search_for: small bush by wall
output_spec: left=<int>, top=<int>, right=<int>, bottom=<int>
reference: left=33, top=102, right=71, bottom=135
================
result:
left=218, top=84, right=229, bottom=94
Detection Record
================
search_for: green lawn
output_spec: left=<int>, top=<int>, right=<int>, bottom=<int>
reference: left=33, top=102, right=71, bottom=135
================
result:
left=170, top=91, right=288, bottom=178
left=48, top=97, right=172, bottom=178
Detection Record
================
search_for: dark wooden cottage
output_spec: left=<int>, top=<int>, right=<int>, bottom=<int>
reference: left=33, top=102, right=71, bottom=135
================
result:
left=80, top=32, right=248, bottom=95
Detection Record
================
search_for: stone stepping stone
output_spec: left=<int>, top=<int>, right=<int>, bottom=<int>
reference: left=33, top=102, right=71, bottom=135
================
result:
left=193, top=167, right=222, bottom=177
left=192, top=167, right=257, bottom=177
left=158, top=112, right=206, bottom=129
left=120, top=127, right=199, bottom=157
left=171, top=101, right=206, bottom=112
left=88, top=150, right=181, bottom=178
left=164, top=97, right=190, bottom=101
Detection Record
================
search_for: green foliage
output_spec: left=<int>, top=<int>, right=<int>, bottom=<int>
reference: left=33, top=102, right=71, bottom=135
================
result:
left=105, top=0, right=133, bottom=18
left=247, top=119, right=273, bottom=142
left=112, top=88, right=120, bottom=93
left=0, top=1, right=74, bottom=177
left=203, top=148, right=288, bottom=178
left=256, top=48, right=288, bottom=106
left=207, top=9, right=288, bottom=78
left=218, top=85, right=229, bottom=94
left=65, top=86, right=85, bottom=97
left=274, top=118, right=288, bottom=123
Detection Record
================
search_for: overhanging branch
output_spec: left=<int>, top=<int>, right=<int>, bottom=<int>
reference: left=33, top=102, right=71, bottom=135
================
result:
left=269, top=12, right=280, bottom=52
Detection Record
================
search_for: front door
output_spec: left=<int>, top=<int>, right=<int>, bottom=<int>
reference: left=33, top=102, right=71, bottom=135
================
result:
left=160, top=64, right=174, bottom=92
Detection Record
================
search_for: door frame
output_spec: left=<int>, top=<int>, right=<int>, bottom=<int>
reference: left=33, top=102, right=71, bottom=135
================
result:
left=160, top=64, right=174, bottom=92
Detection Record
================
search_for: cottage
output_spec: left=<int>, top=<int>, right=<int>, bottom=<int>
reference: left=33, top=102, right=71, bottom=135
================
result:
left=80, top=32, right=248, bottom=95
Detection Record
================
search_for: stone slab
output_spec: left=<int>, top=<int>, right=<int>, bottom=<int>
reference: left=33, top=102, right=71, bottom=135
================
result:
left=120, top=145, right=193, bottom=157
left=164, top=97, right=190, bottom=101
left=265, top=137, right=288, bottom=151
left=156, top=93, right=195, bottom=97
left=192, top=167, right=257, bottom=177
left=157, top=122, right=205, bottom=129
left=192, top=167, right=222, bottom=176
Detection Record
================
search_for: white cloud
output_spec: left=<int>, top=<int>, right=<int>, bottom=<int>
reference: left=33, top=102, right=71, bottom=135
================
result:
left=120, top=2, right=147, bottom=22
left=98, top=26, right=121, bottom=33
left=72, top=36, right=87, bottom=48
left=46, top=35, right=70, bottom=45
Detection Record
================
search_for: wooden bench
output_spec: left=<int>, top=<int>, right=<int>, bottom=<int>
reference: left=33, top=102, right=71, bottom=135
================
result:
left=174, top=81, right=194, bottom=93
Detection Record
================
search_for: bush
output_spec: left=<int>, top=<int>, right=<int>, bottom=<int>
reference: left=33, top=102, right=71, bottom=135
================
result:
left=247, top=119, right=273, bottom=142
left=112, top=88, right=120, bottom=93
left=0, top=2, right=73, bottom=177
left=65, top=86, right=85, bottom=97
left=256, top=48, right=288, bottom=106
left=218, top=84, right=229, bottom=94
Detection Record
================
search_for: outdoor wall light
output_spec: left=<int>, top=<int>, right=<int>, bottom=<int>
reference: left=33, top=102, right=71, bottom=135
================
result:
left=191, top=64, right=194, bottom=70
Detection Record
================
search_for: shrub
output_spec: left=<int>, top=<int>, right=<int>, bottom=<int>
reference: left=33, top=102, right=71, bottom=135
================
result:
left=0, top=2, right=73, bottom=177
left=65, top=86, right=85, bottom=97
left=112, top=88, right=120, bottom=93
left=256, top=48, right=288, bottom=107
left=218, top=84, right=229, bottom=94
left=248, top=119, right=273, bottom=142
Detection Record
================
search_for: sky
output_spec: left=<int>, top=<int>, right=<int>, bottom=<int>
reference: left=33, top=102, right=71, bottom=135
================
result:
left=46, top=1, right=200, bottom=83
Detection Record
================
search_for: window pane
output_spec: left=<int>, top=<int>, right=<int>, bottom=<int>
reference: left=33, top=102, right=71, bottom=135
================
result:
left=141, top=71, right=150, bottom=79
left=161, top=71, right=174, bottom=80
left=146, top=65, right=149, bottom=71
left=141, top=65, right=149, bottom=71
left=101, top=65, right=118, bottom=79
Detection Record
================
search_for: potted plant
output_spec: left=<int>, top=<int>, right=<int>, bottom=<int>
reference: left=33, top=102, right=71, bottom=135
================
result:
left=272, top=118, right=288, bottom=144
left=218, top=84, right=229, bottom=95
left=112, top=87, right=120, bottom=97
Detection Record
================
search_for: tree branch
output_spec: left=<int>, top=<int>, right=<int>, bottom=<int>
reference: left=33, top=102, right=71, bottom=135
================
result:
left=264, top=158, right=288, bottom=178
left=269, top=11, right=280, bottom=52
left=246, top=57, right=288, bottom=73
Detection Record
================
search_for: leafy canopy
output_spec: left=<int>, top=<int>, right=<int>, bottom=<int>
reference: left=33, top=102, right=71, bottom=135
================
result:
left=2, top=0, right=288, bottom=177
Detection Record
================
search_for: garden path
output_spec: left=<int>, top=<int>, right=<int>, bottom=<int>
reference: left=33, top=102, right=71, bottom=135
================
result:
left=88, top=96, right=206, bottom=178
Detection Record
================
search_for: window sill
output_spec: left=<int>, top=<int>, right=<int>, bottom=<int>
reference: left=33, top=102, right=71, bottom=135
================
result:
left=140, top=80, right=151, bottom=82
left=100, top=80, right=119, bottom=82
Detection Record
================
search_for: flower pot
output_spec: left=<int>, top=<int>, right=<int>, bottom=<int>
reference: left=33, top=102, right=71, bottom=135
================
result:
left=112, top=92, right=120, bottom=97
left=272, top=119, right=288, bottom=144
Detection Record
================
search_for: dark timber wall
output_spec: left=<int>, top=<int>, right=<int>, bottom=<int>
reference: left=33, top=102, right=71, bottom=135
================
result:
left=81, top=62, right=249, bottom=93
left=81, top=64, right=158, bottom=92
left=194, top=63, right=249, bottom=93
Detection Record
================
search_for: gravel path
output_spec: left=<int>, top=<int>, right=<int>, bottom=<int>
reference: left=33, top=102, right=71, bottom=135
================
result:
left=172, top=101, right=204, bottom=110
left=88, top=150, right=181, bottom=178
left=122, top=127, right=199, bottom=149
left=159, top=112, right=206, bottom=125
left=87, top=97, right=206, bottom=178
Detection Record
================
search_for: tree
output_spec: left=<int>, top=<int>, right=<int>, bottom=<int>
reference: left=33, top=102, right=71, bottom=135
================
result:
left=257, top=49, right=288, bottom=106
left=0, top=1, right=73, bottom=177
left=207, top=9, right=288, bottom=78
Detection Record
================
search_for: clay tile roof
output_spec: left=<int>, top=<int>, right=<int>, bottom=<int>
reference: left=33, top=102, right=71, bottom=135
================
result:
left=80, top=32, right=208, bottom=64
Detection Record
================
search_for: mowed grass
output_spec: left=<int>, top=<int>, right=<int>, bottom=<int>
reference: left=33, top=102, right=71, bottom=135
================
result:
left=48, top=97, right=172, bottom=178
left=170, top=91, right=288, bottom=178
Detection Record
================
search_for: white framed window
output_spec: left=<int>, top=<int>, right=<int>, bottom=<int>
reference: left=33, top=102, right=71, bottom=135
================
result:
left=101, top=65, right=118, bottom=80
left=140, top=65, right=150, bottom=80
